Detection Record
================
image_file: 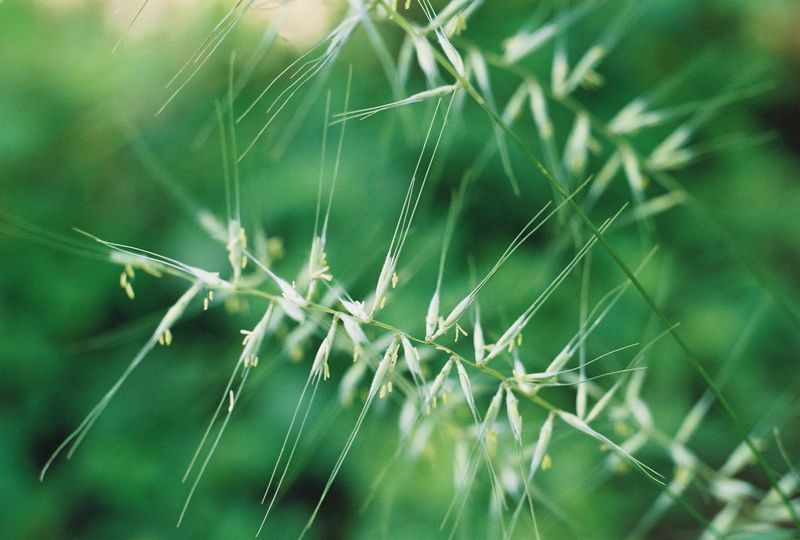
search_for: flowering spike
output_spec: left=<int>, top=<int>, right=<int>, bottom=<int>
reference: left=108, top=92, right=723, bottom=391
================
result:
left=455, top=360, right=476, bottom=414
left=529, top=411, right=555, bottom=480
left=506, top=388, right=522, bottom=443
left=311, top=315, right=339, bottom=380
left=367, top=337, right=400, bottom=402
left=425, top=289, right=440, bottom=341
left=433, top=294, right=472, bottom=340
left=401, top=335, right=423, bottom=382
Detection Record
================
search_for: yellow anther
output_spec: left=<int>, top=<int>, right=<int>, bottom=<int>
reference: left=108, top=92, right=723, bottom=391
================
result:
left=454, top=323, right=468, bottom=342
left=391, top=272, right=399, bottom=288
left=241, top=255, right=247, bottom=269
left=209, top=290, right=214, bottom=301
left=380, top=296, right=386, bottom=310
left=387, top=381, right=393, bottom=393
left=542, top=454, right=552, bottom=470
left=252, top=357, right=258, bottom=367
left=203, top=297, right=209, bottom=311
left=380, top=384, right=387, bottom=399
left=158, top=329, right=172, bottom=346
left=124, top=283, right=135, bottom=300
left=120, top=272, right=128, bottom=288
left=517, top=334, right=522, bottom=346
left=124, top=264, right=134, bottom=278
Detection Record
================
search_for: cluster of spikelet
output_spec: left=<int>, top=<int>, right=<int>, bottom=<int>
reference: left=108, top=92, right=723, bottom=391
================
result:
left=34, top=1, right=800, bottom=539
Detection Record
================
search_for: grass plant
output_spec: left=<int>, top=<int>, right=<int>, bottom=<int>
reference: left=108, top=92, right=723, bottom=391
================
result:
left=3, top=0, right=800, bottom=539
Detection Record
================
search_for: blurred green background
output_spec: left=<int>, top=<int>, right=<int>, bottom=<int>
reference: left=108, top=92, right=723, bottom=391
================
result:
left=2, top=1, right=800, bottom=539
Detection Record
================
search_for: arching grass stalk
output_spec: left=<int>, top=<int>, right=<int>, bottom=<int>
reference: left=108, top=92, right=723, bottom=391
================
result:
left=418, top=26, right=800, bottom=527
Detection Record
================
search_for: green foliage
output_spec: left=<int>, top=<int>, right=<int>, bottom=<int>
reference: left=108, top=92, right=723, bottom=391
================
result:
left=2, top=1, right=800, bottom=539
